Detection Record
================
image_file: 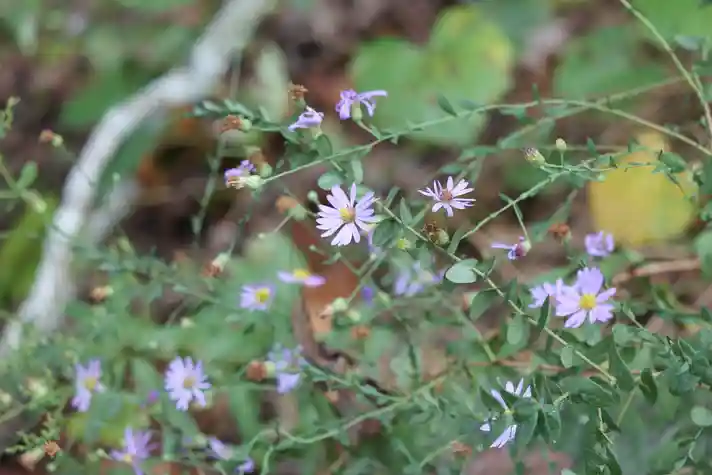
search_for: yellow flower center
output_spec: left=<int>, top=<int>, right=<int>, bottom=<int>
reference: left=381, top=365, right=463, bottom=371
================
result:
left=83, top=377, right=97, bottom=391
left=255, top=287, right=271, bottom=303
left=579, top=293, right=597, bottom=310
left=292, top=269, right=311, bottom=279
left=396, top=238, right=410, bottom=250
left=183, top=375, right=196, bottom=389
left=122, top=453, right=133, bottom=464
left=338, top=207, right=355, bottom=222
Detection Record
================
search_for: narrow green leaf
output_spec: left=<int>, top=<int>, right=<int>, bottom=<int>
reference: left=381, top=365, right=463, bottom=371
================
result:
left=639, top=368, right=658, bottom=405
left=436, top=94, right=457, bottom=116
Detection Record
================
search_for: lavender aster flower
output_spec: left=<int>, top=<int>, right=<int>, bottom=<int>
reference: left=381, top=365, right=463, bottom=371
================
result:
left=335, top=89, right=388, bottom=120
left=418, top=176, right=475, bottom=217
left=164, top=356, right=211, bottom=411
left=277, top=269, right=325, bottom=287
left=288, top=106, right=324, bottom=131
left=361, top=286, right=375, bottom=305
left=238, top=458, right=255, bottom=474
left=584, top=231, right=615, bottom=258
left=240, top=283, right=276, bottom=311
left=491, top=237, right=531, bottom=260
left=110, top=428, right=153, bottom=475
left=480, top=379, right=532, bottom=449
left=529, top=278, right=567, bottom=309
left=207, top=437, right=232, bottom=460
left=316, top=183, right=377, bottom=246
left=393, top=261, right=443, bottom=297
left=71, top=359, right=105, bottom=412
left=267, top=345, right=306, bottom=394
left=224, top=160, right=255, bottom=189
left=556, top=267, right=616, bottom=328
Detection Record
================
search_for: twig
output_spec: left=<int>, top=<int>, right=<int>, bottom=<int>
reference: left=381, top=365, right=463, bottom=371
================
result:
left=611, top=257, right=700, bottom=286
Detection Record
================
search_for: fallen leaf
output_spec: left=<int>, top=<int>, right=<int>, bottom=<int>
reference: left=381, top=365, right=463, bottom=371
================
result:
left=588, top=130, right=698, bottom=246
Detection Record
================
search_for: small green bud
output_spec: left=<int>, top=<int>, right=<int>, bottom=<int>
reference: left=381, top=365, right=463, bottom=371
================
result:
left=239, top=118, right=252, bottom=132
left=434, top=229, right=450, bottom=246
left=395, top=237, right=413, bottom=250
left=264, top=361, right=277, bottom=377
left=351, top=103, right=363, bottom=122
left=522, top=147, right=546, bottom=166
left=331, top=297, right=349, bottom=313
left=307, top=190, right=319, bottom=203
left=259, top=163, right=273, bottom=178
left=555, top=138, right=567, bottom=151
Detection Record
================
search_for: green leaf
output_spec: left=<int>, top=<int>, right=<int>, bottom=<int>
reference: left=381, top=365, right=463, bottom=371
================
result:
left=436, top=94, right=457, bottom=116
left=15, top=162, right=37, bottom=189
left=318, top=171, right=344, bottom=190
left=506, top=314, right=526, bottom=345
left=553, top=25, right=667, bottom=98
left=228, top=386, right=263, bottom=442
left=444, top=258, right=479, bottom=284
left=691, top=406, right=712, bottom=427
left=608, top=342, right=636, bottom=391
left=560, top=345, right=577, bottom=369
left=695, top=229, right=712, bottom=278
left=632, top=0, right=712, bottom=43
left=351, top=5, right=514, bottom=146
left=371, top=218, right=400, bottom=248
left=639, top=367, right=658, bottom=404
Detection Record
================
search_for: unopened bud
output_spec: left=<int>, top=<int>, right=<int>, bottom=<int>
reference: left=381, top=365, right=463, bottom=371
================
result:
left=331, top=298, right=349, bottom=313
left=180, top=318, right=194, bottom=328
left=522, top=147, right=546, bottom=166
left=350, top=103, right=363, bottom=122
left=434, top=229, right=450, bottom=246
left=395, top=237, right=413, bottom=250
left=307, top=190, right=319, bottom=203
left=264, top=361, right=277, bottom=378
left=258, top=163, right=273, bottom=178
left=555, top=138, right=567, bottom=151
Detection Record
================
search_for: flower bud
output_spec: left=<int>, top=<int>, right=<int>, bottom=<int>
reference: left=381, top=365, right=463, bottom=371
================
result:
left=434, top=229, right=450, bottom=246
left=331, top=297, right=349, bottom=313
left=522, top=147, right=546, bottom=166
left=555, top=138, right=567, bottom=151
left=259, top=163, right=273, bottom=178
left=307, top=190, right=319, bottom=203
left=245, top=175, right=264, bottom=190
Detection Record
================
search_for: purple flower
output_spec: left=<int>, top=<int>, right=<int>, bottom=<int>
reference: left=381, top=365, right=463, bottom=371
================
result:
left=491, top=237, right=531, bottom=260
left=240, top=283, right=276, bottom=311
left=110, top=428, right=154, bottom=475
left=335, top=89, right=388, bottom=120
left=480, top=379, right=532, bottom=449
left=556, top=267, right=616, bottom=328
left=224, top=160, right=255, bottom=189
left=529, top=278, right=567, bottom=309
left=361, top=286, right=375, bottom=305
left=267, top=345, right=306, bottom=394
left=277, top=269, right=325, bottom=287
left=207, top=437, right=232, bottom=460
left=288, top=106, right=324, bottom=131
left=164, top=356, right=211, bottom=411
left=418, top=176, right=475, bottom=217
left=393, top=261, right=443, bottom=297
left=585, top=231, right=614, bottom=258
left=316, top=184, right=377, bottom=246
left=141, top=390, right=160, bottom=408
left=238, top=458, right=255, bottom=474
left=71, top=359, right=105, bottom=412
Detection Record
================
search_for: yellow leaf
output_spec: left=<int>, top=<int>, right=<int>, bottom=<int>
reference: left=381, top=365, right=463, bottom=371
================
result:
left=588, top=131, right=698, bottom=246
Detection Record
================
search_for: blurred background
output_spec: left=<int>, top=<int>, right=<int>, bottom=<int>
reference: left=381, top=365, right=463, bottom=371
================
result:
left=1, top=0, right=712, bottom=473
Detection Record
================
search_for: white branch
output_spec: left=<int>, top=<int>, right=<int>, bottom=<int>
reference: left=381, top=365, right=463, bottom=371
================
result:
left=0, top=0, right=277, bottom=357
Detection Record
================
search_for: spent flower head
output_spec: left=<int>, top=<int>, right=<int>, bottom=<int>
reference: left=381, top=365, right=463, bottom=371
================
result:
left=277, top=268, right=325, bottom=287
left=110, top=428, right=154, bottom=475
left=491, top=237, right=531, bottom=260
left=418, top=176, right=475, bottom=217
left=480, top=379, right=532, bottom=448
left=240, top=283, right=276, bottom=311
left=71, top=359, right=105, bottom=412
left=224, top=160, right=255, bottom=189
left=288, top=106, right=324, bottom=131
left=164, top=356, right=211, bottom=411
left=336, top=89, right=388, bottom=121
left=585, top=230, right=615, bottom=258
left=556, top=267, right=616, bottom=328
left=316, top=183, right=377, bottom=246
